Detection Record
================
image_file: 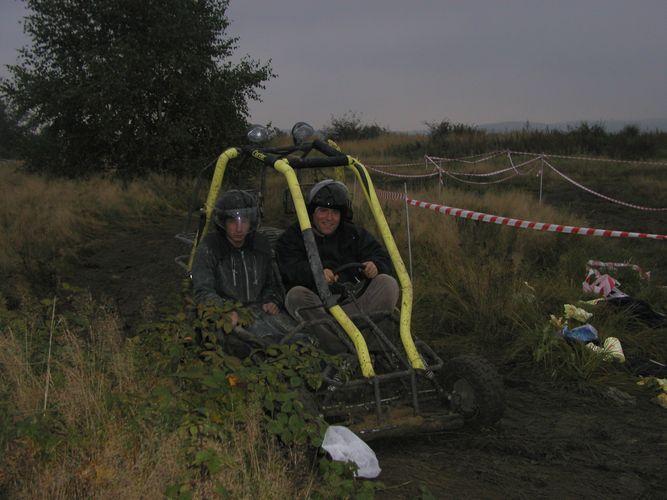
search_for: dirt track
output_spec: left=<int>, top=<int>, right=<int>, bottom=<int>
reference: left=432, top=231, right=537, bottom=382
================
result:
left=67, top=215, right=667, bottom=499
left=375, top=382, right=665, bottom=498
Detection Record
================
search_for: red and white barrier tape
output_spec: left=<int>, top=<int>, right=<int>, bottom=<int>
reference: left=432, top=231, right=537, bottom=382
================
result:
left=437, top=167, right=533, bottom=186
left=378, top=152, right=667, bottom=212
left=543, top=159, right=667, bottom=212
left=366, top=161, right=424, bottom=169
left=428, top=151, right=505, bottom=164
left=586, top=260, right=651, bottom=279
left=510, top=150, right=667, bottom=167
left=375, top=189, right=667, bottom=240
left=366, top=164, right=440, bottom=179
left=426, top=154, right=540, bottom=178
left=376, top=189, right=405, bottom=201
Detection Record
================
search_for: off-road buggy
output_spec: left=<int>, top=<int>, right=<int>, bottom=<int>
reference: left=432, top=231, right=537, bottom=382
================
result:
left=176, top=123, right=504, bottom=441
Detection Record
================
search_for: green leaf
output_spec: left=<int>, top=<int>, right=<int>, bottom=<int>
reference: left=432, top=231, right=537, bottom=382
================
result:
left=165, top=484, right=180, bottom=498
left=288, top=413, right=304, bottom=432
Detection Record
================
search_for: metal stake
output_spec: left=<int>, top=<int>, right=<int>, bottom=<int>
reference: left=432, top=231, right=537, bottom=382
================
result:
left=539, top=155, right=544, bottom=204
left=403, top=183, right=414, bottom=282
left=438, top=167, right=444, bottom=196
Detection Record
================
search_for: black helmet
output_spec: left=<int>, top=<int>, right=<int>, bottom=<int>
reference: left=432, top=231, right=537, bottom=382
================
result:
left=307, top=180, right=352, bottom=220
left=212, top=190, right=260, bottom=232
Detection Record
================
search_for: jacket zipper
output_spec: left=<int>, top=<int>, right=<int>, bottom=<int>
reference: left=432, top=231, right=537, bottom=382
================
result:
left=241, top=250, right=251, bottom=303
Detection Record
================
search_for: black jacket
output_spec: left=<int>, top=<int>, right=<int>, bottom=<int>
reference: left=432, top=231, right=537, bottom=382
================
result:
left=276, top=221, right=393, bottom=292
left=192, top=230, right=279, bottom=308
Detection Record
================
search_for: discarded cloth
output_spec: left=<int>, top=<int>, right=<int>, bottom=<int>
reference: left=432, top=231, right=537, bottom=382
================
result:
left=605, top=297, right=667, bottom=328
left=581, top=265, right=666, bottom=328
left=321, top=425, right=381, bottom=479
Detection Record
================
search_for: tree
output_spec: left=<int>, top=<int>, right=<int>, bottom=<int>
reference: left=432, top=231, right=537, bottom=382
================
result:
left=324, top=111, right=386, bottom=141
left=1, top=0, right=273, bottom=177
left=0, top=96, right=25, bottom=159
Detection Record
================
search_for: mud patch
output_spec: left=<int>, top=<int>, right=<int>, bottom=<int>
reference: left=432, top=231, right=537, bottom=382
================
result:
left=63, top=215, right=186, bottom=331
left=62, top=215, right=667, bottom=497
left=375, top=384, right=665, bottom=498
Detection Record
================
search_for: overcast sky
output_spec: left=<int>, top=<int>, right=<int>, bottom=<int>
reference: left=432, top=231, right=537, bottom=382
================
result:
left=1, top=0, right=666, bottom=131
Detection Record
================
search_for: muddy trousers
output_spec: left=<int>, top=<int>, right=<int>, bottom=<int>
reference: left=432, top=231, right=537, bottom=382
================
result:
left=284, top=274, right=400, bottom=354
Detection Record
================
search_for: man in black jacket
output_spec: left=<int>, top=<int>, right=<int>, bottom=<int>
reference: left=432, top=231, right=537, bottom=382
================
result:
left=192, top=190, right=286, bottom=346
left=276, top=180, right=399, bottom=353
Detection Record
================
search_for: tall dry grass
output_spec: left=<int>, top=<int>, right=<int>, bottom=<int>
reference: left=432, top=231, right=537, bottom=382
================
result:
left=337, top=133, right=428, bottom=163
left=351, top=172, right=665, bottom=371
left=0, top=163, right=314, bottom=498
left=253, top=143, right=664, bottom=365
left=0, top=162, right=192, bottom=290
left=0, top=293, right=308, bottom=499
left=0, top=295, right=182, bottom=497
left=363, top=186, right=589, bottom=341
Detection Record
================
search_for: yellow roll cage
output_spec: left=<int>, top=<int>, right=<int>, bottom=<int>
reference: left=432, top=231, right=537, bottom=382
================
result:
left=189, top=143, right=425, bottom=379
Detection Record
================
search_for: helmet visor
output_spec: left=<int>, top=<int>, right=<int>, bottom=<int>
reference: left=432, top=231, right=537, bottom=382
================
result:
left=213, top=207, right=259, bottom=233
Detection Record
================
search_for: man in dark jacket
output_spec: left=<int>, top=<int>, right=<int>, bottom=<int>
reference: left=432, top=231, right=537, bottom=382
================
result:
left=192, top=190, right=286, bottom=345
left=276, top=180, right=399, bottom=353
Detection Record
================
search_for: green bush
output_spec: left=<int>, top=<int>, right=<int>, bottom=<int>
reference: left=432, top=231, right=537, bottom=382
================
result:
left=325, top=111, right=387, bottom=141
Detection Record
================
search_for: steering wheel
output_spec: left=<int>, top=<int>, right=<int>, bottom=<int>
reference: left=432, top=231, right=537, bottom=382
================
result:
left=329, top=262, right=367, bottom=301
left=332, top=262, right=366, bottom=278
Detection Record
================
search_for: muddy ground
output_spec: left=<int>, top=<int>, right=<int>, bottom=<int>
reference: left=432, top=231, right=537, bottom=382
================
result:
left=66, top=215, right=666, bottom=499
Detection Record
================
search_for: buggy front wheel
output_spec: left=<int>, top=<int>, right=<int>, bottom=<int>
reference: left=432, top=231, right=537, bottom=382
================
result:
left=441, top=355, right=504, bottom=426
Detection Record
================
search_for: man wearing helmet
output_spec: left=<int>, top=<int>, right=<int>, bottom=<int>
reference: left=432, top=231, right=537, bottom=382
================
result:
left=276, top=180, right=399, bottom=354
left=191, top=190, right=283, bottom=345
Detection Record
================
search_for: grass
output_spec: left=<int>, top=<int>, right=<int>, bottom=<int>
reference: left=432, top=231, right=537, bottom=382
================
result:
left=254, top=139, right=666, bottom=371
left=0, top=291, right=313, bottom=498
left=0, top=294, right=185, bottom=497
left=1, top=135, right=666, bottom=496
left=336, top=133, right=428, bottom=163
left=0, top=162, right=322, bottom=498
left=344, top=145, right=666, bottom=376
left=0, top=161, right=194, bottom=295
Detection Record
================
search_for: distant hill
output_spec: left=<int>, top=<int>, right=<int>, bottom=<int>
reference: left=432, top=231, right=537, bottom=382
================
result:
left=477, top=118, right=667, bottom=133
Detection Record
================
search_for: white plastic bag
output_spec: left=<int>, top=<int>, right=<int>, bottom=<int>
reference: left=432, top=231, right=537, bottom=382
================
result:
left=321, top=425, right=381, bottom=479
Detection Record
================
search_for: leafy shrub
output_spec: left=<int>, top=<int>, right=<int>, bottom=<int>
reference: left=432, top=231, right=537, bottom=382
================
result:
left=325, top=111, right=387, bottom=141
left=0, top=285, right=376, bottom=498
left=382, top=118, right=666, bottom=160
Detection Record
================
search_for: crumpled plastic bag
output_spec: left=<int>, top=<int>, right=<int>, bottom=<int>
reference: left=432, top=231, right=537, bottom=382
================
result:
left=564, top=304, right=593, bottom=323
left=583, top=271, right=619, bottom=297
left=637, top=377, right=667, bottom=409
left=652, top=393, right=667, bottom=409
left=637, top=377, right=667, bottom=392
left=321, top=425, right=381, bottom=479
left=562, top=324, right=598, bottom=343
left=586, top=336, right=625, bottom=363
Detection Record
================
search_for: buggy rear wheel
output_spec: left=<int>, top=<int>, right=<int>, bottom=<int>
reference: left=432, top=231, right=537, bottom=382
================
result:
left=442, top=355, right=504, bottom=425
